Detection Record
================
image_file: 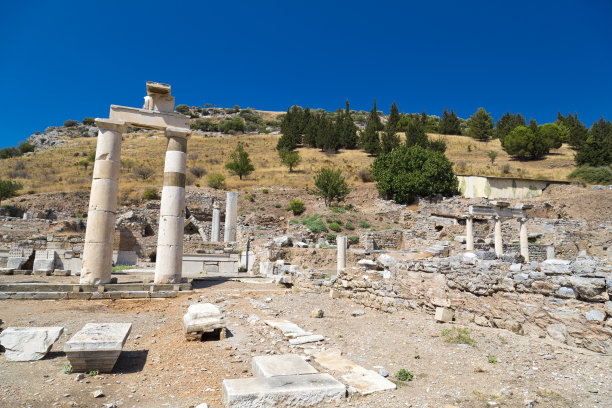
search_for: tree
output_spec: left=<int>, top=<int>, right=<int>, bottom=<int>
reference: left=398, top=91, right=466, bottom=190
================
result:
left=557, top=112, right=588, bottom=149
left=502, top=126, right=549, bottom=159
left=381, top=102, right=401, bottom=154
left=134, top=166, right=154, bottom=180
left=370, top=145, right=457, bottom=204
left=361, top=106, right=381, bottom=156
left=575, top=117, right=612, bottom=167
left=496, top=112, right=526, bottom=142
left=225, top=142, right=255, bottom=180
left=538, top=123, right=563, bottom=150
left=487, top=150, right=498, bottom=164
left=404, top=120, right=428, bottom=148
left=439, top=108, right=462, bottom=135
left=175, top=104, right=190, bottom=115
left=339, top=100, right=358, bottom=149
left=82, top=117, right=96, bottom=126
left=279, top=149, right=301, bottom=172
left=0, top=179, right=23, bottom=205
left=467, top=108, right=494, bottom=141
left=528, top=118, right=538, bottom=135
left=277, top=105, right=304, bottom=151
left=370, top=99, right=383, bottom=131
left=312, top=168, right=351, bottom=206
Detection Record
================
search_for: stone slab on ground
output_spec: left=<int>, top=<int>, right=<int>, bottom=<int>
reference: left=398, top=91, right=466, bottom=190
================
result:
left=314, top=348, right=396, bottom=395
left=64, top=323, right=131, bottom=373
left=222, top=373, right=346, bottom=408
left=288, top=335, right=325, bottom=345
left=0, top=327, right=64, bottom=361
left=264, top=320, right=312, bottom=338
left=252, top=354, right=318, bottom=378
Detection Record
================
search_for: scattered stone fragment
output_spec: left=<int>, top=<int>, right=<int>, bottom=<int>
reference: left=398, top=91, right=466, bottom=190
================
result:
left=351, top=309, right=365, bottom=317
left=289, top=335, right=325, bottom=345
left=435, top=307, right=454, bottom=323
left=92, top=389, right=104, bottom=398
left=0, top=327, right=64, bottom=361
left=311, top=309, right=324, bottom=318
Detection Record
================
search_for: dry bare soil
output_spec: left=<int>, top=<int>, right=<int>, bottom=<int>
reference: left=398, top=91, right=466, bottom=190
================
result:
left=1, top=278, right=610, bottom=408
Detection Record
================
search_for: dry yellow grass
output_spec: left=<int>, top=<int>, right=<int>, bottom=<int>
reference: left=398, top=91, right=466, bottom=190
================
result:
left=0, top=131, right=577, bottom=199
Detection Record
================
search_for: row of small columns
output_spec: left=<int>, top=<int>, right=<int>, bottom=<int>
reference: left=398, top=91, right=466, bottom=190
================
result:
left=465, top=215, right=530, bottom=262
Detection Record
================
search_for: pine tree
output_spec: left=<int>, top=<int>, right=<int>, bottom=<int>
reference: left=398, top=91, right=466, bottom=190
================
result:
left=529, top=118, right=538, bottom=135
left=340, top=100, right=358, bottom=149
left=439, top=108, right=461, bottom=135
left=557, top=112, right=588, bottom=149
left=277, top=105, right=304, bottom=151
left=361, top=116, right=381, bottom=156
left=369, top=99, right=383, bottom=131
left=381, top=102, right=400, bottom=153
left=405, top=119, right=428, bottom=148
left=496, top=112, right=526, bottom=145
left=467, top=107, right=494, bottom=141
left=575, top=117, right=612, bottom=166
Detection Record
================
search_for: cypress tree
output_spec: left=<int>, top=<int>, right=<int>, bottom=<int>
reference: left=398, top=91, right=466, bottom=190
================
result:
left=341, top=99, right=358, bottom=149
left=405, top=119, right=428, bottom=148
left=467, top=107, right=494, bottom=141
left=575, top=117, right=612, bottom=166
left=381, top=102, right=400, bottom=154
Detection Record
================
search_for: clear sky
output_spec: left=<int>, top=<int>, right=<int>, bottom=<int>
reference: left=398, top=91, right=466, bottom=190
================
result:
left=1, top=0, right=611, bottom=148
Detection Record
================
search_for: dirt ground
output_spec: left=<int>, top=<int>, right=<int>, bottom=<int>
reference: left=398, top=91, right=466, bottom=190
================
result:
left=1, top=279, right=610, bottom=408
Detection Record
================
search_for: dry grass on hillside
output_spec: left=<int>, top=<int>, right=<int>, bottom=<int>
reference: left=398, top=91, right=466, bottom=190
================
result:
left=0, top=131, right=577, bottom=200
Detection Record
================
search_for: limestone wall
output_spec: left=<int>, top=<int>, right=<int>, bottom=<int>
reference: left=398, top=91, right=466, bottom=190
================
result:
left=329, top=256, right=612, bottom=353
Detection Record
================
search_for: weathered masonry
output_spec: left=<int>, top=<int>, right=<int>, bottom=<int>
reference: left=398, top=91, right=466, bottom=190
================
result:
left=81, top=82, right=191, bottom=285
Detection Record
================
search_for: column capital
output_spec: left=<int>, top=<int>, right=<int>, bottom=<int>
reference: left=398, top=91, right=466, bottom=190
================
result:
left=165, top=126, right=191, bottom=139
left=95, top=118, right=126, bottom=133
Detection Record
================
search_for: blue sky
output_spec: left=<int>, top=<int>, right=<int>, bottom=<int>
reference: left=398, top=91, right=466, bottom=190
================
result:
left=1, top=0, right=611, bottom=148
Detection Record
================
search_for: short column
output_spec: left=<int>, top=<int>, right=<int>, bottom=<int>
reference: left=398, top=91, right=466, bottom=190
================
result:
left=465, top=215, right=474, bottom=251
left=519, top=217, right=529, bottom=262
left=154, top=127, right=190, bottom=284
left=81, top=119, right=126, bottom=285
left=224, top=192, right=238, bottom=242
left=211, top=201, right=221, bottom=242
left=493, top=216, right=503, bottom=256
left=337, top=235, right=347, bottom=274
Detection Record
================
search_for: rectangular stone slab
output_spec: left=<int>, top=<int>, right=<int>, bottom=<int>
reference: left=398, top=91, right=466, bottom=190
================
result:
left=252, top=354, right=318, bottom=378
left=64, top=323, right=131, bottom=373
left=0, top=327, right=64, bottom=361
left=264, top=320, right=312, bottom=338
left=288, top=335, right=325, bottom=345
left=222, top=373, right=346, bottom=408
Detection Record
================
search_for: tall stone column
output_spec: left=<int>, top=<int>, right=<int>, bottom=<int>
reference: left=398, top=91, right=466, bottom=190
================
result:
left=81, top=119, right=126, bottom=285
left=337, top=235, right=347, bottom=275
left=224, top=192, right=238, bottom=242
left=211, top=200, right=221, bottom=242
left=465, top=215, right=474, bottom=251
left=493, top=216, right=503, bottom=256
left=519, top=217, right=529, bottom=262
left=154, top=127, right=190, bottom=283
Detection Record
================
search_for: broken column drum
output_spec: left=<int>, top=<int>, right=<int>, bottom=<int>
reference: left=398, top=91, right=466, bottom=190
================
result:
left=80, top=81, right=191, bottom=285
left=81, top=119, right=125, bottom=285
left=155, top=128, right=190, bottom=283
left=465, top=215, right=474, bottom=251
left=337, top=235, right=347, bottom=274
left=519, top=217, right=529, bottom=262
left=224, top=192, right=238, bottom=242
left=211, top=200, right=221, bottom=242
left=493, top=216, right=503, bottom=256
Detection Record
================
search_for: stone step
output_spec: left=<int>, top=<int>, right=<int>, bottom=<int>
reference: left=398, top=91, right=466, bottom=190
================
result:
left=222, top=373, right=346, bottom=408
left=252, top=354, right=318, bottom=378
left=64, top=323, right=131, bottom=373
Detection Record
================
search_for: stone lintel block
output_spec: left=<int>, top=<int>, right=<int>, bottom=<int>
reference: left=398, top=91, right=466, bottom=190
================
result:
left=435, top=307, right=454, bottom=322
left=252, top=354, right=318, bottom=378
left=222, top=373, right=345, bottom=408
left=92, top=159, right=120, bottom=180
left=64, top=323, right=131, bottom=372
left=88, top=180, right=119, bottom=213
left=160, top=186, right=186, bottom=217
left=109, top=105, right=189, bottom=129
left=146, top=81, right=171, bottom=95
left=0, top=327, right=64, bottom=361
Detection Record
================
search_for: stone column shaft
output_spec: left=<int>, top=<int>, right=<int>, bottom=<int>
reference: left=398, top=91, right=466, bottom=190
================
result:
left=493, top=216, right=503, bottom=256
left=81, top=119, right=125, bottom=285
left=519, top=217, right=529, bottom=263
left=224, top=192, right=238, bottom=242
left=465, top=216, right=474, bottom=251
left=337, top=235, right=347, bottom=275
left=154, top=128, right=190, bottom=283
left=211, top=202, right=221, bottom=242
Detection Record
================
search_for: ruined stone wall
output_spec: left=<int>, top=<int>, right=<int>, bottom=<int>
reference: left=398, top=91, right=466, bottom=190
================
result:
left=360, top=229, right=403, bottom=250
left=329, top=256, right=612, bottom=353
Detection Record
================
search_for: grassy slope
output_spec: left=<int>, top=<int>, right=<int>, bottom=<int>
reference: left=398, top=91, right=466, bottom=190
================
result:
left=0, top=130, right=576, bottom=199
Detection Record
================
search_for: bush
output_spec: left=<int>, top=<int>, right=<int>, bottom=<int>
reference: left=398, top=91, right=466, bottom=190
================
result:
left=568, top=165, right=612, bottom=184
left=301, top=215, right=327, bottom=233
left=288, top=199, right=305, bottom=215
left=371, top=145, right=457, bottom=204
left=313, top=168, right=351, bottom=207
left=219, top=116, right=246, bottom=133
left=0, top=179, right=23, bottom=205
left=82, top=117, right=95, bottom=126
left=175, top=104, right=190, bottom=115
left=207, top=173, right=226, bottom=189
left=189, top=167, right=207, bottom=178
left=275, top=202, right=281, bottom=208
left=345, top=222, right=355, bottom=230
left=348, top=235, right=359, bottom=244
left=134, top=166, right=154, bottom=180
left=143, top=188, right=159, bottom=200
left=329, top=222, right=341, bottom=232
left=190, top=119, right=218, bottom=132
left=326, top=233, right=337, bottom=242
left=245, top=193, right=254, bottom=202
left=0, top=147, right=19, bottom=159
left=358, top=220, right=370, bottom=228
left=396, top=369, right=414, bottom=382
left=357, top=168, right=373, bottom=182
left=63, top=119, right=78, bottom=127
left=18, top=142, right=35, bottom=154
left=262, top=188, right=269, bottom=194
left=502, top=126, right=549, bottom=159
left=427, top=138, right=447, bottom=153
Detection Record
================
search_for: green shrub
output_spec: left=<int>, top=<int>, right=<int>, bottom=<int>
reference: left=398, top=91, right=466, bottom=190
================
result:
left=17, top=142, right=35, bottom=154
left=289, top=219, right=299, bottom=225
left=143, top=187, right=159, bottom=200
left=288, top=199, right=305, bottom=215
left=358, top=220, right=370, bottom=228
left=219, top=116, right=246, bottom=133
left=301, top=215, right=327, bottom=233
left=348, top=235, right=359, bottom=244
left=207, top=173, right=226, bottom=189
left=326, top=233, right=337, bottom=242
left=190, top=119, right=218, bottom=131
left=245, top=193, right=254, bottom=202
left=275, top=202, right=281, bottom=208
left=262, top=188, right=269, bottom=194
left=502, top=126, right=549, bottom=159
left=175, top=104, right=190, bottom=115
left=189, top=167, right=207, bottom=178
left=371, top=145, right=457, bottom=204
left=63, top=119, right=78, bottom=127
left=568, top=165, right=612, bottom=184
left=345, top=222, right=355, bottom=230
left=441, top=327, right=475, bottom=346
left=329, top=222, right=341, bottom=232
left=396, top=369, right=413, bottom=381
left=487, top=355, right=497, bottom=364
left=82, top=117, right=95, bottom=126
left=313, top=168, right=351, bottom=206
left=0, top=180, right=23, bottom=205
left=330, top=206, right=346, bottom=214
